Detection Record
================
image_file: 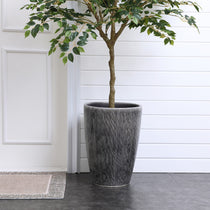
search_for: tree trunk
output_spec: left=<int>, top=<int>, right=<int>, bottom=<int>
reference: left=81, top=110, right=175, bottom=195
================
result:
left=108, top=45, right=116, bottom=108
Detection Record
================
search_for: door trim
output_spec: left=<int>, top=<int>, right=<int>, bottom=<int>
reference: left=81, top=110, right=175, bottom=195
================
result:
left=1, top=48, right=52, bottom=145
left=65, top=0, right=81, bottom=173
left=67, top=57, right=80, bottom=173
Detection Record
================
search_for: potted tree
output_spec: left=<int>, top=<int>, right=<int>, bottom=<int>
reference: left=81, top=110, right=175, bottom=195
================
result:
left=22, top=0, right=200, bottom=187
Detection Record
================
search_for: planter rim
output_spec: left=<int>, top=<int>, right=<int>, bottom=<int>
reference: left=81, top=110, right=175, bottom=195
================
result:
left=84, top=102, right=142, bottom=111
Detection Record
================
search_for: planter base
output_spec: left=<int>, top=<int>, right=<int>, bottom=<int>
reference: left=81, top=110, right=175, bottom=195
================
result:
left=95, top=183, right=128, bottom=188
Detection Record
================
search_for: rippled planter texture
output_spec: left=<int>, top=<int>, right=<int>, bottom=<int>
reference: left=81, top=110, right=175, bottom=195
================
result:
left=84, top=102, right=142, bottom=187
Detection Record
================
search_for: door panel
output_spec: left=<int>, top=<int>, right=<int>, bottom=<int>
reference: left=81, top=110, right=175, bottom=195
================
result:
left=0, top=0, right=68, bottom=171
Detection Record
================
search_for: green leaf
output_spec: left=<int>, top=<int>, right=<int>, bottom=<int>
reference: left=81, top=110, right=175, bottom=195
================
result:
left=48, top=48, right=53, bottom=55
left=192, top=3, right=200, bottom=12
left=30, top=16, right=41, bottom=20
left=154, top=31, right=161, bottom=37
left=147, top=3, right=152, bottom=8
left=27, top=20, right=36, bottom=26
left=144, top=17, right=149, bottom=25
left=78, top=47, right=85, bottom=53
left=60, top=52, right=65, bottom=58
left=170, top=40, right=174, bottom=45
left=133, top=13, right=141, bottom=20
left=65, top=31, right=71, bottom=37
left=77, top=40, right=86, bottom=46
left=159, top=20, right=171, bottom=27
left=91, top=32, right=97, bottom=40
left=72, top=24, right=78, bottom=30
left=20, top=5, right=26, bottom=10
left=40, top=5, right=45, bottom=11
left=39, top=25, right=44, bottom=32
left=68, top=53, right=74, bottom=62
left=147, top=28, right=153, bottom=35
left=24, top=25, right=30, bottom=30
left=128, top=14, right=132, bottom=20
left=55, top=28, right=60, bottom=33
left=59, top=43, right=69, bottom=52
left=70, top=32, right=79, bottom=41
left=164, top=38, right=170, bottom=45
left=83, top=32, right=89, bottom=39
left=73, top=47, right=80, bottom=55
left=64, top=37, right=70, bottom=43
left=25, top=30, right=30, bottom=38
left=31, top=24, right=40, bottom=38
left=63, top=56, right=68, bottom=64
left=43, top=23, right=49, bottom=30
left=132, top=17, right=138, bottom=25
left=141, top=26, right=147, bottom=33
left=57, top=21, right=62, bottom=27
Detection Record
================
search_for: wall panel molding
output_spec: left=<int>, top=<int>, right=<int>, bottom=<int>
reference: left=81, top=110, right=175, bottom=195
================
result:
left=1, top=0, right=26, bottom=32
left=1, top=48, right=52, bottom=145
left=1, top=0, right=51, bottom=32
left=80, top=158, right=210, bottom=173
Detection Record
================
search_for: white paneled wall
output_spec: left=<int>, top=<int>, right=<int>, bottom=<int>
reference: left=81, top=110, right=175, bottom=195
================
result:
left=78, top=0, right=210, bottom=172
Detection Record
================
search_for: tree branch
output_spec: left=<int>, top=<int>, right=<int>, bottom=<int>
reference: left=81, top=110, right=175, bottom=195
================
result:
left=97, top=26, right=110, bottom=43
left=114, top=19, right=129, bottom=41
left=84, top=0, right=110, bottom=44
left=114, top=0, right=118, bottom=6
left=111, top=22, right=116, bottom=42
left=99, top=8, right=103, bottom=22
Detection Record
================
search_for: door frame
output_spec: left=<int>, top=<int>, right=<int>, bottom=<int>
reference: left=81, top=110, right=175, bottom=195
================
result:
left=67, top=0, right=80, bottom=173
left=67, top=58, right=80, bottom=173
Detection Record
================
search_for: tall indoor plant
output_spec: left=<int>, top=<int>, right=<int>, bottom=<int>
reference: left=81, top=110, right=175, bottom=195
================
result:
left=22, top=0, right=200, bottom=186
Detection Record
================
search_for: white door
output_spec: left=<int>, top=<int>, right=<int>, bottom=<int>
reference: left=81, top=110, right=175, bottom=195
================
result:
left=0, top=0, right=68, bottom=171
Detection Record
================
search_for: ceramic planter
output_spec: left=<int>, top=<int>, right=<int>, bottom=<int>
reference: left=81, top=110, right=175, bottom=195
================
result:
left=84, top=102, right=142, bottom=187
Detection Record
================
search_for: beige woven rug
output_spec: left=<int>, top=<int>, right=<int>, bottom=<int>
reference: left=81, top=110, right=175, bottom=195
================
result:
left=0, top=172, right=66, bottom=199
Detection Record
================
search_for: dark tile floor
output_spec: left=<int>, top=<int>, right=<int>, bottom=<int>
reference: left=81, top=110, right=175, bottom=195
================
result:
left=1, top=173, right=210, bottom=210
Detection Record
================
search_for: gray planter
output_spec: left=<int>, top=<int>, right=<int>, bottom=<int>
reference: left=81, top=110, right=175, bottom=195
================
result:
left=84, top=102, right=142, bottom=187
